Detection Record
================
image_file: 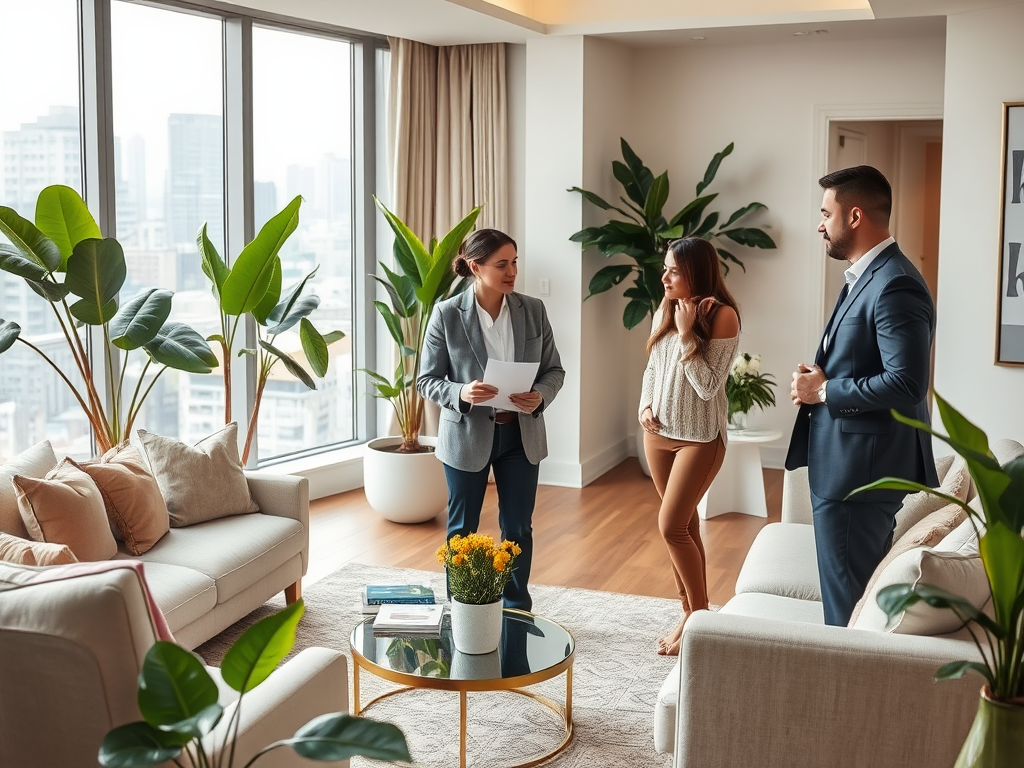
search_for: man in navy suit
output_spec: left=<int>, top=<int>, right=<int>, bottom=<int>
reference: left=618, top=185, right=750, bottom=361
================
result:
left=786, top=165, right=939, bottom=626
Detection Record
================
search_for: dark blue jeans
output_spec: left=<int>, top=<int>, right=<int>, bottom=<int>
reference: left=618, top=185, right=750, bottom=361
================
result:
left=810, top=490, right=902, bottom=626
left=443, top=420, right=539, bottom=611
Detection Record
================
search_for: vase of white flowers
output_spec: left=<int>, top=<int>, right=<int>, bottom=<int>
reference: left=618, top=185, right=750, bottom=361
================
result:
left=726, top=352, right=777, bottom=430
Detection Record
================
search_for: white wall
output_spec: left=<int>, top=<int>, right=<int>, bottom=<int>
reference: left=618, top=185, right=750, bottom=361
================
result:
left=934, top=4, right=1024, bottom=442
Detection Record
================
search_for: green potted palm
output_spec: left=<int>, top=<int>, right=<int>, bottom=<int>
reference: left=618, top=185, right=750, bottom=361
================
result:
left=0, top=185, right=217, bottom=453
left=852, top=392, right=1024, bottom=766
left=360, top=198, right=479, bottom=523
left=100, top=600, right=411, bottom=767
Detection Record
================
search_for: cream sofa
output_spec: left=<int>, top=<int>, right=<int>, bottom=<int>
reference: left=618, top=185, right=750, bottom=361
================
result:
left=0, top=563, right=345, bottom=768
left=654, top=440, right=1023, bottom=768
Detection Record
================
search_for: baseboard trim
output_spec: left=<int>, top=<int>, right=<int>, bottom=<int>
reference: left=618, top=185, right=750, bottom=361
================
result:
left=581, top=439, right=629, bottom=487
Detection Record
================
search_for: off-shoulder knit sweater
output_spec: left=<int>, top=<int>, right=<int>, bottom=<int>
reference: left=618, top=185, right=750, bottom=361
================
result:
left=638, top=321, right=739, bottom=444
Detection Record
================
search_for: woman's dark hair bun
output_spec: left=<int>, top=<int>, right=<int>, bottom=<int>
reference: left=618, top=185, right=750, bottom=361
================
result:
left=453, top=255, right=472, bottom=278
left=453, top=228, right=517, bottom=278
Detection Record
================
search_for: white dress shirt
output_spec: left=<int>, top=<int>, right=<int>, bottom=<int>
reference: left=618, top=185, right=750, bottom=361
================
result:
left=824, top=236, right=895, bottom=351
left=475, top=292, right=514, bottom=363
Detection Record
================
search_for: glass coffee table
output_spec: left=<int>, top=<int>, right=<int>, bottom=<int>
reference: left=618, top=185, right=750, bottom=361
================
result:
left=350, top=609, right=574, bottom=768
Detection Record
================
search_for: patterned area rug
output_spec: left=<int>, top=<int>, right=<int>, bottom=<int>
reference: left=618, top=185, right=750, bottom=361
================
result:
left=196, top=564, right=678, bottom=768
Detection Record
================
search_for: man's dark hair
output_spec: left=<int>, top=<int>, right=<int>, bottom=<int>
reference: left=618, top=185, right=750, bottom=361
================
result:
left=819, top=165, right=892, bottom=225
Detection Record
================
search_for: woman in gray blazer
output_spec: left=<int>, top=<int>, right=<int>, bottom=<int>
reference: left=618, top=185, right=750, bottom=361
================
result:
left=417, top=229, right=564, bottom=611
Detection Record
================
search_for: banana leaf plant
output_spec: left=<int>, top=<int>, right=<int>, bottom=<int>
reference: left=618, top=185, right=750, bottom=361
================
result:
left=850, top=392, right=1024, bottom=701
left=0, top=185, right=217, bottom=453
left=99, top=600, right=411, bottom=768
left=196, top=196, right=344, bottom=465
left=362, top=198, right=480, bottom=454
left=569, top=140, right=777, bottom=330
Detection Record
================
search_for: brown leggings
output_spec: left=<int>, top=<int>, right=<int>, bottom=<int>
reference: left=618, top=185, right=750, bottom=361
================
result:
left=644, top=432, right=726, bottom=614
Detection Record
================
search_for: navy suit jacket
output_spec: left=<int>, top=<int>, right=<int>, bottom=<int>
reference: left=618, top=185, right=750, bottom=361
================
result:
left=786, top=243, right=940, bottom=502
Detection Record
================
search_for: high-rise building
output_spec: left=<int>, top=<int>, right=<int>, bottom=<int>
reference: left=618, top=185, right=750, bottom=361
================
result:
left=166, top=113, right=223, bottom=253
left=1, top=105, right=81, bottom=215
left=254, top=180, right=278, bottom=231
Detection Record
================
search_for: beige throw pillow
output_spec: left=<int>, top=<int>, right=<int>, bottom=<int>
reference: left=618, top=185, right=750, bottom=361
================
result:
left=14, top=459, right=117, bottom=562
left=72, top=443, right=169, bottom=555
left=0, top=531, right=78, bottom=566
left=849, top=502, right=968, bottom=625
left=0, top=441, right=58, bottom=539
left=137, top=423, right=259, bottom=527
left=851, top=547, right=990, bottom=635
left=892, top=454, right=970, bottom=543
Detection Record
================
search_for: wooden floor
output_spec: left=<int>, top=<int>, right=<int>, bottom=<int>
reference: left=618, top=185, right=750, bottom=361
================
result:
left=307, top=458, right=783, bottom=608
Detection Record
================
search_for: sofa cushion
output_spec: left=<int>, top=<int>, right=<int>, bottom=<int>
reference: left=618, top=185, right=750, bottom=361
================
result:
left=734, top=523, right=820, bottom=601
left=14, top=459, right=118, bottom=562
left=850, top=548, right=990, bottom=635
left=137, top=424, right=259, bottom=527
left=719, top=592, right=824, bottom=624
left=73, top=444, right=169, bottom=556
left=132, top=513, right=303, bottom=604
left=0, top=532, right=78, bottom=566
left=0, top=441, right=58, bottom=539
left=892, top=454, right=970, bottom=543
left=113, top=559, right=217, bottom=633
left=935, top=517, right=980, bottom=556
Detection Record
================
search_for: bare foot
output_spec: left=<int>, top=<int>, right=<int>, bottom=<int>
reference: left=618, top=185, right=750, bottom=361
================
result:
left=656, top=616, right=687, bottom=656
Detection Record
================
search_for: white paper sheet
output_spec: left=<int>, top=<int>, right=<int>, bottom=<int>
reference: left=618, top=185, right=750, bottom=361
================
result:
left=479, top=359, right=540, bottom=412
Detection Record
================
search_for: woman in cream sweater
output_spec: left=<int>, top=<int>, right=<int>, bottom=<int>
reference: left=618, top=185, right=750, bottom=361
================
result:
left=639, top=237, right=740, bottom=656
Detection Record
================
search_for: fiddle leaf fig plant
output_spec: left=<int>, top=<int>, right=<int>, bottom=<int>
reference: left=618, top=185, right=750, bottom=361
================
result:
left=363, top=197, right=480, bottom=453
left=0, top=185, right=218, bottom=453
left=99, top=600, right=412, bottom=768
left=569, top=140, right=777, bottom=329
left=196, top=196, right=345, bottom=465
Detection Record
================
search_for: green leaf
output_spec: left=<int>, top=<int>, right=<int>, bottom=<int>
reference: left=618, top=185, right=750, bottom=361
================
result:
left=612, top=160, right=646, bottom=207
left=935, top=660, right=993, bottom=685
left=419, top=206, right=481, bottom=309
left=623, top=298, right=651, bottom=330
left=222, top=196, right=301, bottom=315
left=391, top=230, right=421, bottom=287
left=65, top=238, right=126, bottom=324
left=979, top=522, right=1024, bottom=627
left=620, top=138, right=655, bottom=202
left=138, top=641, right=219, bottom=727
left=0, top=320, right=22, bottom=354
left=722, top=227, right=776, bottom=249
left=300, top=318, right=329, bottom=378
left=566, top=187, right=641, bottom=223
left=847, top=478, right=973, bottom=512
left=98, top=721, right=189, bottom=768
left=587, top=265, right=634, bottom=297
left=668, top=193, right=718, bottom=234
left=716, top=248, right=745, bottom=274
left=719, top=202, right=767, bottom=230
left=265, top=295, right=320, bottom=336
left=110, top=289, right=173, bottom=350
left=144, top=322, right=219, bottom=373
left=288, top=713, right=411, bottom=762
left=322, top=330, right=345, bottom=345
left=695, top=142, right=734, bottom=196
left=692, top=211, right=720, bottom=238
left=374, top=265, right=416, bottom=318
left=27, top=278, right=71, bottom=302
left=0, top=206, right=62, bottom=274
left=374, top=300, right=407, bottom=349
left=876, top=582, right=1001, bottom=635
left=259, top=340, right=316, bottom=390
left=374, top=197, right=432, bottom=285
left=253, top=256, right=282, bottom=324
left=269, top=266, right=319, bottom=325
left=196, top=223, right=228, bottom=301
left=643, top=172, right=670, bottom=222
left=35, top=185, right=101, bottom=268
left=0, top=242, right=49, bottom=281
left=167, top=703, right=223, bottom=739
left=221, top=600, right=304, bottom=693
left=998, top=454, right=1024, bottom=533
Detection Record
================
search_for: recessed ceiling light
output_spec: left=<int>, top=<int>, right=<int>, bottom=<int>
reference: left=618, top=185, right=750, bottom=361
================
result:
left=814, top=29, right=829, bottom=34
left=691, top=35, right=706, bottom=40
left=792, top=31, right=809, bottom=36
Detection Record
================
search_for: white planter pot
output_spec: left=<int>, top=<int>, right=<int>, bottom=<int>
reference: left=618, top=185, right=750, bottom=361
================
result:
left=363, top=436, right=448, bottom=524
left=450, top=598, right=503, bottom=655
left=450, top=648, right=502, bottom=679
left=636, top=425, right=652, bottom=477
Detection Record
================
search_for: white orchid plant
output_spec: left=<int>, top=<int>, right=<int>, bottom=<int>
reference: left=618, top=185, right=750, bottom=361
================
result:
left=725, top=351, right=776, bottom=424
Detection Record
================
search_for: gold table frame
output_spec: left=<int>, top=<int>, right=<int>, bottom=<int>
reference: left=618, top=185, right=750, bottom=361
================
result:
left=350, top=609, right=575, bottom=768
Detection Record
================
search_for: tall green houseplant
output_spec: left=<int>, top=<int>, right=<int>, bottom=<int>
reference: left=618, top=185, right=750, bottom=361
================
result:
left=853, top=393, right=1024, bottom=765
left=363, top=198, right=480, bottom=453
left=569, top=140, right=777, bottom=329
left=0, top=185, right=217, bottom=453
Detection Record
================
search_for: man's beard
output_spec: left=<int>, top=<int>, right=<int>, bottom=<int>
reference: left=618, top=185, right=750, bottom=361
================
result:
left=824, top=228, right=852, bottom=261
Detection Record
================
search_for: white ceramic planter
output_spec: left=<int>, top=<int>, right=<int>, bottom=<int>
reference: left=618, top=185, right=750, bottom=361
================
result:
left=363, top=436, right=448, bottom=524
left=450, top=598, right=503, bottom=655
left=450, top=648, right=502, bottom=679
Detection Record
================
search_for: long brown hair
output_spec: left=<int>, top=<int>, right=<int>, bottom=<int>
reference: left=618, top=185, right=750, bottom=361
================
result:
left=646, top=237, right=740, bottom=358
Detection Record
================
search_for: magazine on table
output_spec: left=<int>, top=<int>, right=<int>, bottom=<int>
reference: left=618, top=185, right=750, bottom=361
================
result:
left=372, top=603, right=446, bottom=636
left=362, top=583, right=436, bottom=614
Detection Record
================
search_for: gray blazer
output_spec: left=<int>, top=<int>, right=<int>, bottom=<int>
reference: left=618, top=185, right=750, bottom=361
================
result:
left=417, top=290, right=565, bottom=472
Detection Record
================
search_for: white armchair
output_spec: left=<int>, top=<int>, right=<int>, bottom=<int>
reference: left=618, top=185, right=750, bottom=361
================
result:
left=0, top=563, right=348, bottom=768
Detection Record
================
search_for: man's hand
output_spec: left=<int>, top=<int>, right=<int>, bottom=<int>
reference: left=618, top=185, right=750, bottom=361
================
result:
left=791, top=363, right=826, bottom=406
left=509, top=390, right=543, bottom=414
left=460, top=380, right=498, bottom=404
left=640, top=407, right=662, bottom=433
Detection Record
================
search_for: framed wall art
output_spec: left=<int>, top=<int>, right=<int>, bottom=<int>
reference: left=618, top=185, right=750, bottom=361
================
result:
left=997, top=101, right=1024, bottom=365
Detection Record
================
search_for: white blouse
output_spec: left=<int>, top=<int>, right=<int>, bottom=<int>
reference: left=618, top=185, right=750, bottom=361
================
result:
left=638, top=316, right=738, bottom=443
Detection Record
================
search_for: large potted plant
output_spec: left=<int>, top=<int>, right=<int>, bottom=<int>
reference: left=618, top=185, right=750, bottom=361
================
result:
left=100, top=599, right=411, bottom=767
left=0, top=185, right=217, bottom=453
left=360, top=198, right=480, bottom=523
left=569, top=141, right=776, bottom=474
left=853, top=393, right=1024, bottom=766
left=195, top=197, right=345, bottom=465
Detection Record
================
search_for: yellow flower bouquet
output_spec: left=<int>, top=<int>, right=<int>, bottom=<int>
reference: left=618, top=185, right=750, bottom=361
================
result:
left=436, top=533, right=521, bottom=605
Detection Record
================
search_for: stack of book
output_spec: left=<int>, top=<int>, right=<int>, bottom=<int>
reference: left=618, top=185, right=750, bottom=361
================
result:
left=371, top=603, right=445, bottom=637
left=361, top=583, right=436, bottom=614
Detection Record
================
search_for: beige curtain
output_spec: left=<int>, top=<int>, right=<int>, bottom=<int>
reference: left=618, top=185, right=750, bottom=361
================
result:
left=387, top=38, right=509, bottom=437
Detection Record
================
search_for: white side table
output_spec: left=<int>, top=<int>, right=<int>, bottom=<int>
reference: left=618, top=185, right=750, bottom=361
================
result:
left=698, top=428, right=782, bottom=520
